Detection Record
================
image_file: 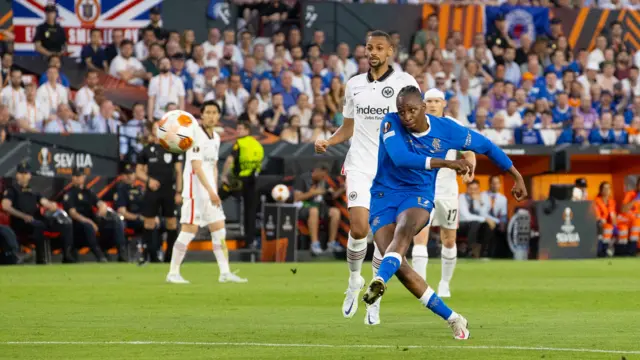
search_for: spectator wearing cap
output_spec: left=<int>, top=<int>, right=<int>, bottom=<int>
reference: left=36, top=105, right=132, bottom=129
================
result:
left=142, top=42, right=165, bottom=79
left=81, top=29, right=108, bottom=72
left=612, top=113, right=629, bottom=145
left=520, top=72, right=539, bottom=101
left=552, top=92, right=573, bottom=126
left=1, top=162, right=74, bottom=263
left=539, top=111, right=559, bottom=145
left=39, top=55, right=70, bottom=88
left=434, top=71, right=448, bottom=94
left=186, top=44, right=205, bottom=79
left=109, top=40, right=146, bottom=86
left=148, top=57, right=185, bottom=121
left=482, top=112, right=513, bottom=146
left=88, top=100, right=120, bottom=135
left=572, top=178, right=589, bottom=201
left=43, top=103, right=84, bottom=134
left=142, top=6, right=168, bottom=43
left=589, top=35, right=607, bottom=67
left=597, top=61, right=619, bottom=93
left=557, top=115, right=589, bottom=145
left=575, top=96, right=598, bottom=130
left=135, top=27, right=157, bottom=62
left=589, top=112, right=615, bottom=145
left=36, top=66, right=68, bottom=118
left=515, top=109, right=544, bottom=145
left=503, top=47, right=521, bottom=86
left=170, top=53, right=194, bottom=105
left=1, top=67, right=26, bottom=119
left=34, top=4, right=66, bottom=57
left=105, top=29, right=124, bottom=66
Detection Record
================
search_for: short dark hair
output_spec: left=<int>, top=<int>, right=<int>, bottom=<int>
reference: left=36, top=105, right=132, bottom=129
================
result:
left=86, top=69, right=98, bottom=77
left=90, top=28, right=101, bottom=35
left=9, top=66, right=21, bottom=75
left=368, top=30, right=392, bottom=44
left=120, top=39, right=134, bottom=47
left=397, top=85, right=422, bottom=101
left=237, top=120, right=251, bottom=130
left=468, top=179, right=480, bottom=186
left=201, top=100, right=221, bottom=114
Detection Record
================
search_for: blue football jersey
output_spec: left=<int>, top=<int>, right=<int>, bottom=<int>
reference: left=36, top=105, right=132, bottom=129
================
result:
left=371, top=113, right=513, bottom=200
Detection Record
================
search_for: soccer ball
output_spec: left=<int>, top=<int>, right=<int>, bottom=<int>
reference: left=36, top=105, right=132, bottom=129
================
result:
left=271, top=184, right=290, bottom=202
left=156, top=110, right=196, bottom=153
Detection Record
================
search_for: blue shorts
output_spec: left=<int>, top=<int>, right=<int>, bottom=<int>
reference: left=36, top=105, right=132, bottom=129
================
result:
left=369, top=190, right=435, bottom=235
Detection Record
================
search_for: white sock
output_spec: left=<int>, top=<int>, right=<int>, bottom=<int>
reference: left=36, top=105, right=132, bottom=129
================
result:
left=347, top=232, right=367, bottom=287
left=211, top=229, right=230, bottom=275
left=169, top=232, right=195, bottom=275
left=441, top=245, right=457, bottom=284
left=411, top=244, right=429, bottom=281
left=372, top=242, right=383, bottom=277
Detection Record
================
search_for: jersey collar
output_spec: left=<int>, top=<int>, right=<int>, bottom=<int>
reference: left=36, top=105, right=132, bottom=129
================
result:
left=411, top=114, right=432, bottom=138
left=366, top=66, right=394, bottom=83
left=201, top=125, right=214, bottom=140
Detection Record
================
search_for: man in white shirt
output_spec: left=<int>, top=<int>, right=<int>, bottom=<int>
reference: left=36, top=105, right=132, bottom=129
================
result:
left=43, top=103, right=84, bottom=133
left=498, top=99, right=523, bottom=128
left=458, top=180, right=497, bottom=258
left=74, top=69, right=99, bottom=116
left=193, top=66, right=219, bottom=105
left=336, top=42, right=358, bottom=80
left=16, top=83, right=46, bottom=132
left=202, top=28, right=221, bottom=67
left=120, top=102, right=146, bottom=159
left=482, top=113, right=514, bottom=145
left=577, top=62, right=599, bottom=97
left=225, top=73, right=249, bottom=119
left=214, top=29, right=244, bottom=68
left=147, top=57, right=186, bottom=121
left=291, top=59, right=312, bottom=100
left=482, top=175, right=509, bottom=257
left=588, top=35, right=607, bottom=66
left=36, top=66, right=69, bottom=117
left=1, top=67, right=26, bottom=118
left=88, top=100, right=120, bottom=134
left=135, top=27, right=156, bottom=62
left=109, top=40, right=147, bottom=86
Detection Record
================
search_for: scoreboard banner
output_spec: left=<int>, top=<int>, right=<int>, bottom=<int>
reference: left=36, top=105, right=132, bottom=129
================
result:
left=12, top=0, right=162, bottom=56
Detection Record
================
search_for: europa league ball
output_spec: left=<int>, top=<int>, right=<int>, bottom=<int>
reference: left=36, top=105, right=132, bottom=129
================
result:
left=156, top=110, right=196, bottom=153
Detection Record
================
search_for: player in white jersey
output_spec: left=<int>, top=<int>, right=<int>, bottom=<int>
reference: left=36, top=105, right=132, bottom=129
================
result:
left=315, top=30, right=419, bottom=324
left=413, top=89, right=476, bottom=297
left=166, top=101, right=247, bottom=284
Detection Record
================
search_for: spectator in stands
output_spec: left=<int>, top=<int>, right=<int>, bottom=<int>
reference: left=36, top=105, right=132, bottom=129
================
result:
left=34, top=4, right=66, bottom=58
left=483, top=175, right=509, bottom=257
left=307, top=112, right=332, bottom=142
left=142, top=42, right=165, bottom=80
left=135, top=27, right=157, bottom=62
left=552, top=92, right=573, bottom=127
left=489, top=79, right=508, bottom=112
left=143, top=6, right=168, bottom=43
left=202, top=28, right=221, bottom=67
left=459, top=179, right=496, bottom=258
left=288, top=93, right=312, bottom=128
left=538, top=71, right=561, bottom=104
left=63, top=168, right=126, bottom=262
left=276, top=71, right=301, bottom=111
left=612, top=113, right=629, bottom=144
left=598, top=61, right=619, bottom=93
left=294, top=162, right=342, bottom=255
left=219, top=29, right=244, bottom=67
left=263, top=92, right=287, bottom=135
left=15, top=83, right=42, bottom=133
left=557, top=115, right=589, bottom=144
left=119, top=102, right=146, bottom=162
left=109, top=40, right=146, bottom=86
left=0, top=103, right=8, bottom=143
left=261, top=1, right=289, bottom=37
left=239, top=56, right=259, bottom=94
left=515, top=109, right=544, bottom=145
left=105, top=29, right=124, bottom=65
left=446, top=96, right=469, bottom=126
left=226, top=73, right=250, bottom=119
left=238, top=96, right=263, bottom=134
left=81, top=29, right=108, bottom=72
left=74, top=70, right=99, bottom=117
left=0, top=52, right=12, bottom=86
left=239, top=30, right=253, bottom=58
left=539, top=110, right=559, bottom=145
left=470, top=107, right=489, bottom=131
left=36, top=66, right=68, bottom=117
left=148, top=57, right=186, bottom=121
left=256, top=78, right=272, bottom=114
left=186, top=44, right=205, bottom=79
left=1, top=162, right=73, bottom=264
left=589, top=112, right=615, bottom=144
left=280, top=114, right=302, bottom=144
left=43, top=103, right=83, bottom=134
left=171, top=53, right=193, bottom=105
left=1, top=67, right=26, bottom=118
left=482, top=112, right=513, bottom=145
left=291, top=59, right=312, bottom=99
left=204, top=79, right=230, bottom=118
left=39, top=55, right=70, bottom=88
left=413, top=14, right=439, bottom=49
left=499, top=99, right=523, bottom=128
left=193, top=65, right=218, bottom=105
left=88, top=100, right=120, bottom=134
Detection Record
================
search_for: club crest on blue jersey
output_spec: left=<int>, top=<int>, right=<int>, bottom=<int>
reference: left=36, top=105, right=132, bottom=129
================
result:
left=372, top=217, right=380, bottom=226
left=382, top=86, right=394, bottom=98
left=383, top=122, right=391, bottom=133
left=431, top=138, right=441, bottom=152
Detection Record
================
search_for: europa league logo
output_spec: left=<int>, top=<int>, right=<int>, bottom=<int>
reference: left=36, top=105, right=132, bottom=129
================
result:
left=38, top=147, right=54, bottom=176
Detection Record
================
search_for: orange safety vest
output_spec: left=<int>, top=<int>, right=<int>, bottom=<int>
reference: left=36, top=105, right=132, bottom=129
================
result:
left=594, top=196, right=616, bottom=224
left=622, top=191, right=640, bottom=218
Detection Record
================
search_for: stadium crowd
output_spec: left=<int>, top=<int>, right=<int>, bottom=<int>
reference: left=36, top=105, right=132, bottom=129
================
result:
left=1, top=0, right=640, bottom=263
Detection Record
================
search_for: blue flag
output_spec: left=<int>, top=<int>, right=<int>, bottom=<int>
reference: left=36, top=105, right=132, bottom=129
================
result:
left=207, top=0, right=230, bottom=25
left=485, top=6, right=550, bottom=45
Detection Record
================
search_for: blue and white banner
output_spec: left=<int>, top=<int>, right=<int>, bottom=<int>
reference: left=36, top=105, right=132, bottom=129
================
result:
left=207, top=0, right=231, bottom=25
left=13, top=0, right=163, bottom=56
left=485, top=5, right=551, bottom=46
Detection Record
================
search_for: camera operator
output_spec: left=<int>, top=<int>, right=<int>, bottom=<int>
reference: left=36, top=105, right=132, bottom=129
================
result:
left=1, top=163, right=74, bottom=263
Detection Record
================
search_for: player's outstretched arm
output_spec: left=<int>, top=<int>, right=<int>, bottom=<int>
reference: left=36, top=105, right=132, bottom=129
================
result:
left=315, top=118, right=354, bottom=153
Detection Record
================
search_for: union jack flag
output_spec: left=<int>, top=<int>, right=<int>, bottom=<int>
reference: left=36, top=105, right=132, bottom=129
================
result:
left=13, top=0, right=162, bottom=56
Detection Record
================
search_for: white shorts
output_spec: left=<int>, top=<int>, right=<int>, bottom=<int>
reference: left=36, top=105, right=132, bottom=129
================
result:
left=180, top=198, right=225, bottom=227
left=429, top=198, right=459, bottom=230
left=345, top=170, right=374, bottom=209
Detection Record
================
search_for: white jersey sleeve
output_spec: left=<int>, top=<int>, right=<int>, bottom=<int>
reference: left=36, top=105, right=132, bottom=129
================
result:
left=343, top=80, right=354, bottom=119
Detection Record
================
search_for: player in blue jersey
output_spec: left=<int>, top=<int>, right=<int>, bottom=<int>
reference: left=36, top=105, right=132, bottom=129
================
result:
left=362, top=86, right=528, bottom=340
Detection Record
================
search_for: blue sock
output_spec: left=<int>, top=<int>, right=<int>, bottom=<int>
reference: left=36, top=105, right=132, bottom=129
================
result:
left=376, top=252, right=402, bottom=283
left=419, top=287, right=454, bottom=321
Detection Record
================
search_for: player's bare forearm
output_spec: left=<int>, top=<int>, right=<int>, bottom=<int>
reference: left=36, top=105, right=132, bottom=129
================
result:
left=192, top=160, right=215, bottom=195
left=135, top=164, right=149, bottom=183
left=118, top=207, right=140, bottom=221
left=175, top=162, right=183, bottom=193
left=506, top=166, right=523, bottom=182
left=327, top=118, right=354, bottom=146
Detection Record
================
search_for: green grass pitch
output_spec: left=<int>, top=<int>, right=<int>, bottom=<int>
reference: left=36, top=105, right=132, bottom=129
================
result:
left=1, top=259, right=640, bottom=360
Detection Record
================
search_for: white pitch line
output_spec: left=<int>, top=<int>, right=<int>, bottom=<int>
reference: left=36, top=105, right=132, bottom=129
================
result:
left=1, top=341, right=640, bottom=355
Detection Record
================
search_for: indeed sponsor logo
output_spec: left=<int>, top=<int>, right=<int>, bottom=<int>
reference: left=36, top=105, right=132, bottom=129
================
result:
left=356, top=105, right=390, bottom=116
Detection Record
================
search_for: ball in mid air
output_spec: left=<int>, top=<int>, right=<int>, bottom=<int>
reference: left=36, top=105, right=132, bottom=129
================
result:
left=156, top=110, right=197, bottom=153
left=271, top=184, right=290, bottom=202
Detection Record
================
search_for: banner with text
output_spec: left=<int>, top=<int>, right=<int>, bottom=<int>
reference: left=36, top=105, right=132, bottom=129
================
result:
left=12, top=0, right=162, bottom=56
